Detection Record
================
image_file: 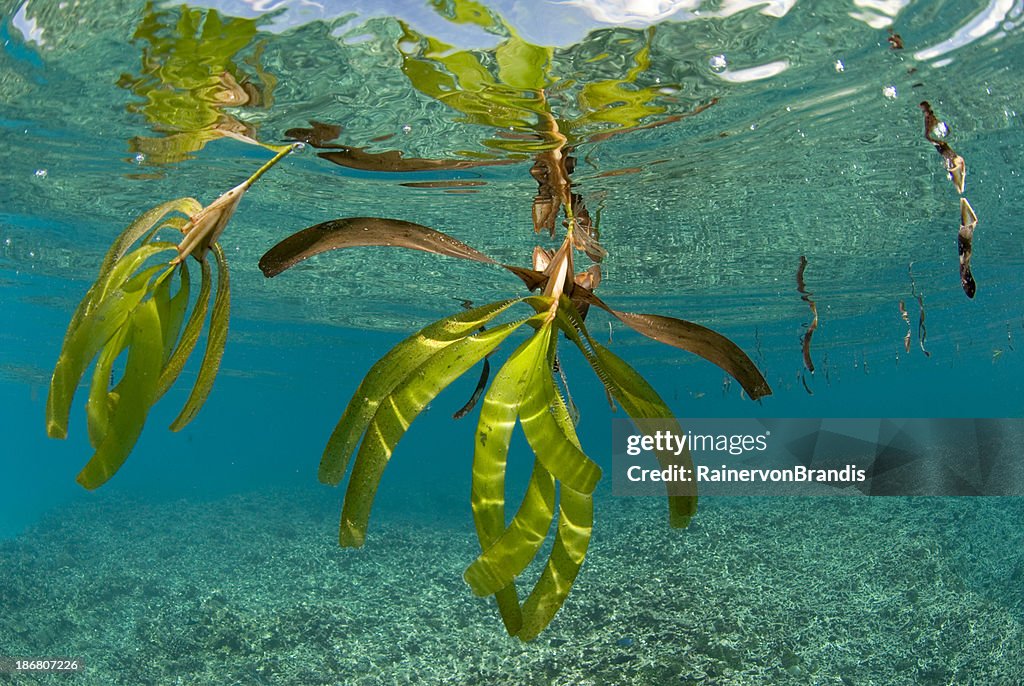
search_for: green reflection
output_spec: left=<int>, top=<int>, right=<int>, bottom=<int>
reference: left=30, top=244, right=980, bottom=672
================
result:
left=117, top=2, right=275, bottom=164
left=399, top=0, right=677, bottom=153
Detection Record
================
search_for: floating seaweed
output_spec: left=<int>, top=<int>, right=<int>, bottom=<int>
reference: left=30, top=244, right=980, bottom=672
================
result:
left=908, top=264, right=931, bottom=357
left=919, top=101, right=965, bottom=194
left=958, top=197, right=978, bottom=298
left=796, top=256, right=818, bottom=374
left=898, top=299, right=912, bottom=353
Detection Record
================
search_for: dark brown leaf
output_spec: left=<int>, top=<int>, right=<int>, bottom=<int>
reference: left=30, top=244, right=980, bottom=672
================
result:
left=796, top=256, right=817, bottom=373
left=285, top=120, right=344, bottom=147
left=574, top=289, right=772, bottom=400
left=259, top=218, right=549, bottom=292
left=919, top=101, right=965, bottom=194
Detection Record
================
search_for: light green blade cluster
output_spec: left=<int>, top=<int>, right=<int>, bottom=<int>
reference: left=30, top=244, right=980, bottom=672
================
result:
left=319, top=298, right=538, bottom=547
left=46, top=199, right=231, bottom=488
left=554, top=296, right=697, bottom=526
left=466, top=308, right=599, bottom=641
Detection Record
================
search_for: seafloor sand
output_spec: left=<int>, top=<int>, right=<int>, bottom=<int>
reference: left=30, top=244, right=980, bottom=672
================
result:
left=1, top=487, right=1021, bottom=685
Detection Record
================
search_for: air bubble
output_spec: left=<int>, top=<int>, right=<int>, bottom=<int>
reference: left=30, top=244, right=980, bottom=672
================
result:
left=134, top=153, right=146, bottom=164
left=931, top=121, right=949, bottom=139
left=708, top=54, right=727, bottom=73
left=834, top=59, right=845, bottom=73
left=34, top=169, right=47, bottom=178
left=882, top=85, right=897, bottom=99
left=402, top=124, right=412, bottom=134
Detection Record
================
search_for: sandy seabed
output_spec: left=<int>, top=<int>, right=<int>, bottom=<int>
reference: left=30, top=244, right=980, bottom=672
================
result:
left=1, top=487, right=1021, bottom=685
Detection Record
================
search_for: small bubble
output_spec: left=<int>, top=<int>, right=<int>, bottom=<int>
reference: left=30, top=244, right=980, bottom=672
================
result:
left=931, top=121, right=949, bottom=138
left=291, top=142, right=306, bottom=152
left=750, top=123, right=759, bottom=131
left=834, top=59, right=845, bottom=73
left=134, top=153, right=146, bottom=164
left=708, top=54, right=727, bottom=73
left=28, top=251, right=35, bottom=258
left=4, top=238, right=11, bottom=247
left=34, top=169, right=47, bottom=178
left=882, top=85, right=897, bottom=99
left=401, top=124, right=412, bottom=134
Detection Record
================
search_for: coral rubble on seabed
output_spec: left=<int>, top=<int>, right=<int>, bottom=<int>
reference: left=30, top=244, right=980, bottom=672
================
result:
left=0, top=489, right=1021, bottom=685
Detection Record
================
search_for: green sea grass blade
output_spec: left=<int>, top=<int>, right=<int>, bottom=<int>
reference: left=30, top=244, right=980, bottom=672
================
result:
left=76, top=297, right=164, bottom=489
left=97, top=198, right=201, bottom=279
left=156, top=261, right=191, bottom=364
left=157, top=257, right=211, bottom=401
left=47, top=263, right=169, bottom=439
left=69, top=241, right=180, bottom=333
left=338, top=314, right=540, bottom=547
left=590, top=341, right=696, bottom=526
left=473, top=325, right=555, bottom=634
left=518, top=323, right=601, bottom=495
left=320, top=298, right=523, bottom=485
left=464, top=457, right=556, bottom=597
left=516, top=362, right=593, bottom=641
left=517, top=485, right=593, bottom=641
left=555, top=299, right=696, bottom=526
left=493, top=584, right=523, bottom=637
left=64, top=197, right=196, bottom=334
left=85, top=326, right=129, bottom=449
left=465, top=330, right=558, bottom=597
left=471, top=326, right=542, bottom=548
left=170, top=244, right=229, bottom=431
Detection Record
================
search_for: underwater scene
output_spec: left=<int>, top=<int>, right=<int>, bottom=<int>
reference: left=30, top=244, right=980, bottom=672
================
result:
left=1, top=0, right=1023, bottom=683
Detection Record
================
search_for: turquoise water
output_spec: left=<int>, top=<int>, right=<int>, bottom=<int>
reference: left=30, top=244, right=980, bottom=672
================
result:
left=2, top=0, right=1023, bottom=683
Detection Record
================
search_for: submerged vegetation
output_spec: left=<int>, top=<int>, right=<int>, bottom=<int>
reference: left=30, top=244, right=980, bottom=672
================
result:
left=47, top=143, right=295, bottom=488
left=44, top=0, right=771, bottom=638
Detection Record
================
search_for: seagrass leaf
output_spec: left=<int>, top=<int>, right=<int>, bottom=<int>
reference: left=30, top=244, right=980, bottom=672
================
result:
left=464, top=459, right=556, bottom=597
left=519, top=323, right=602, bottom=495
left=590, top=341, right=697, bottom=527
left=157, top=257, right=212, bottom=401
left=516, top=361, right=593, bottom=640
left=69, top=241, right=178, bottom=334
left=170, top=244, right=230, bottom=431
left=156, top=262, right=191, bottom=364
left=259, top=218, right=495, bottom=276
left=47, top=263, right=169, bottom=439
left=555, top=299, right=696, bottom=526
left=97, top=198, right=201, bottom=281
left=258, top=218, right=548, bottom=291
left=518, top=485, right=593, bottom=641
left=339, top=314, right=541, bottom=547
left=466, top=329, right=558, bottom=597
left=575, top=289, right=771, bottom=400
left=76, top=297, right=164, bottom=489
left=60, top=200, right=191, bottom=340
left=85, top=326, right=129, bottom=449
left=320, top=298, right=523, bottom=485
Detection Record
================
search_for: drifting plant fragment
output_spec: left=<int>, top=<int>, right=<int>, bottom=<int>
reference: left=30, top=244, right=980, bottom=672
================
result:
left=46, top=143, right=295, bottom=488
left=908, top=264, right=930, bottom=357
left=919, top=100, right=980, bottom=298
left=958, top=197, right=978, bottom=298
left=796, top=256, right=818, bottom=374
left=899, top=300, right=911, bottom=353
left=919, top=101, right=965, bottom=194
